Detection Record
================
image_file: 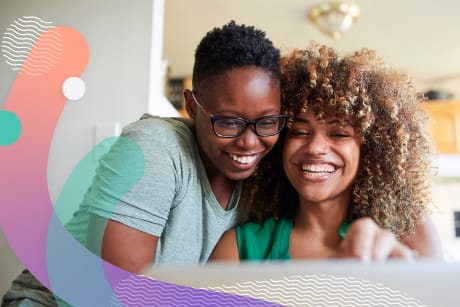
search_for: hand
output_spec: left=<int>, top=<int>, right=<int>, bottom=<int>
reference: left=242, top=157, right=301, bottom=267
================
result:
left=337, top=217, right=416, bottom=261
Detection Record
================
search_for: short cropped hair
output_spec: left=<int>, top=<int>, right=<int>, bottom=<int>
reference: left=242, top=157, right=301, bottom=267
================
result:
left=192, top=20, right=280, bottom=90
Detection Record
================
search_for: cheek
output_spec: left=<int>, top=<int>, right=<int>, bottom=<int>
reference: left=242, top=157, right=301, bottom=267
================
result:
left=282, top=138, right=299, bottom=158
left=346, top=143, right=361, bottom=175
left=260, top=134, right=280, bottom=154
left=194, top=115, right=211, bottom=134
left=282, top=139, right=297, bottom=172
left=267, top=134, right=280, bottom=148
left=195, top=122, right=220, bottom=150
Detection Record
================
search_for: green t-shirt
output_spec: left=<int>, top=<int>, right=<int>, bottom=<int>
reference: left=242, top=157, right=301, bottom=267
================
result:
left=237, top=218, right=292, bottom=260
left=236, top=218, right=350, bottom=261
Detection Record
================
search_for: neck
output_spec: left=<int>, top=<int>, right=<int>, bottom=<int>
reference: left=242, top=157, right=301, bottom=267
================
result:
left=209, top=176, right=235, bottom=209
left=208, top=171, right=236, bottom=210
left=195, top=139, right=236, bottom=210
left=290, top=199, right=350, bottom=259
left=293, top=197, right=350, bottom=238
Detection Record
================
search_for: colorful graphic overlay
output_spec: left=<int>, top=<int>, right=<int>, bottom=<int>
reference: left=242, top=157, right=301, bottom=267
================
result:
left=0, top=18, right=278, bottom=306
left=1, top=16, right=427, bottom=307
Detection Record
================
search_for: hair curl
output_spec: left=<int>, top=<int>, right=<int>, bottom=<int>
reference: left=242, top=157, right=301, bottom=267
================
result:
left=243, top=45, right=435, bottom=238
left=192, top=20, right=280, bottom=90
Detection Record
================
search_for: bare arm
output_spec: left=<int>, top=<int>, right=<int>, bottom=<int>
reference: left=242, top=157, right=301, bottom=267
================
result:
left=87, top=215, right=158, bottom=274
left=210, top=217, right=441, bottom=262
left=208, top=229, right=240, bottom=262
left=400, top=216, right=443, bottom=259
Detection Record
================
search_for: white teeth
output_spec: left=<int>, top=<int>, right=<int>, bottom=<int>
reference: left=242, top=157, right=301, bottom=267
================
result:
left=301, top=163, right=335, bottom=176
left=229, top=154, right=257, bottom=164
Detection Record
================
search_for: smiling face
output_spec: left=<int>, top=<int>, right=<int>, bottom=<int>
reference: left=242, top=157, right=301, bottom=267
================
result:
left=282, top=110, right=361, bottom=207
left=185, top=66, right=281, bottom=182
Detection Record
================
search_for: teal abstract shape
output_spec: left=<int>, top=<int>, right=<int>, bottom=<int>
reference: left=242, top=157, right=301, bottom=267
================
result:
left=47, top=136, right=145, bottom=305
left=53, top=137, right=118, bottom=227
left=0, top=110, right=22, bottom=146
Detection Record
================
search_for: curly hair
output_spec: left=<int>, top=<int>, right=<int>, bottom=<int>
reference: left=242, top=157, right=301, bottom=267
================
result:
left=243, top=45, right=435, bottom=238
left=192, top=20, right=280, bottom=90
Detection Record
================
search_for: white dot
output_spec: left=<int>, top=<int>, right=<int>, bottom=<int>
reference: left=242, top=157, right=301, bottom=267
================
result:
left=62, top=77, right=86, bottom=101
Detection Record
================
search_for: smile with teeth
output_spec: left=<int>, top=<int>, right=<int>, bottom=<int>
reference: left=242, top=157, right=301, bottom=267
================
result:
left=301, top=163, right=336, bottom=176
left=229, top=153, right=257, bottom=164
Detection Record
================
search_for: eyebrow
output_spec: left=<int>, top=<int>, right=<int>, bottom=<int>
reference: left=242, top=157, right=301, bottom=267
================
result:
left=291, top=117, right=351, bottom=126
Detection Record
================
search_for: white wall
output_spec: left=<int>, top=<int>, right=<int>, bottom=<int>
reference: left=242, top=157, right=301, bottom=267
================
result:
left=0, top=0, right=168, bottom=297
left=430, top=178, right=460, bottom=261
left=0, top=231, right=24, bottom=300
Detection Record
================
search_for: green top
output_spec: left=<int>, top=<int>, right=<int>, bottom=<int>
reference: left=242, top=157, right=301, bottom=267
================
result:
left=237, top=218, right=292, bottom=260
left=236, top=217, right=350, bottom=261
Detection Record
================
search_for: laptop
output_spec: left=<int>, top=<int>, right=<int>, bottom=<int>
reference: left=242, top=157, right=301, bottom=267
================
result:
left=142, top=260, right=460, bottom=306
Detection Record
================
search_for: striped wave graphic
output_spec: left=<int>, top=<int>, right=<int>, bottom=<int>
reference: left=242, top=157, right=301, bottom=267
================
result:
left=206, top=274, right=427, bottom=307
left=109, top=275, right=279, bottom=307
left=106, top=273, right=427, bottom=306
left=2, top=16, right=62, bottom=76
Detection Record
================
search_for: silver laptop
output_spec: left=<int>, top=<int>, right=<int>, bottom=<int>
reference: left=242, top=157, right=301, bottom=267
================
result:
left=141, top=260, right=460, bottom=307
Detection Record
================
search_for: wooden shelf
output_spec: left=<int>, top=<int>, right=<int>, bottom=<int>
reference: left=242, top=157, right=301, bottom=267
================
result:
left=424, top=100, right=460, bottom=154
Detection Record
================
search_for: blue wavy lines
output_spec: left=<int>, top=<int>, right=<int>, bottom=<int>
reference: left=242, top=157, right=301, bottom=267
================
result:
left=206, top=274, right=427, bottom=307
left=2, top=16, right=62, bottom=76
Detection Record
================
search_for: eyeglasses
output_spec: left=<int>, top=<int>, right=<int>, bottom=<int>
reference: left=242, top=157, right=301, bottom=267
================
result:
left=191, top=91, right=288, bottom=138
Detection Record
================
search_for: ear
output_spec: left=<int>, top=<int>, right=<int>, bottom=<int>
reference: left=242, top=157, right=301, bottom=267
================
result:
left=183, top=89, right=196, bottom=120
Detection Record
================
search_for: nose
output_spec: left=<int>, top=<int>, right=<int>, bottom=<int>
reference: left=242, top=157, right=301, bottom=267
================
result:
left=305, top=132, right=328, bottom=155
left=235, top=125, right=260, bottom=148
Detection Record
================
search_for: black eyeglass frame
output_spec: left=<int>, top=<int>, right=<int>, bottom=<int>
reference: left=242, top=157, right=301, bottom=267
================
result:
left=191, top=90, right=288, bottom=138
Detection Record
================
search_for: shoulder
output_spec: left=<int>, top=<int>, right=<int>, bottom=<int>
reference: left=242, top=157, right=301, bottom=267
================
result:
left=237, top=217, right=289, bottom=235
left=237, top=218, right=291, bottom=260
left=209, top=228, right=239, bottom=261
left=122, top=116, right=193, bottom=143
left=209, top=219, right=285, bottom=262
left=238, top=217, right=277, bottom=233
left=119, top=117, right=197, bottom=162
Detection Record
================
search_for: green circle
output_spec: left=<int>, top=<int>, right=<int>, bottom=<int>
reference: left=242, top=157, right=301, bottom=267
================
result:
left=0, top=110, right=22, bottom=146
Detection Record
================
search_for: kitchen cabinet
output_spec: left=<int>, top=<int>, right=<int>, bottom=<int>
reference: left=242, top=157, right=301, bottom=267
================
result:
left=424, top=100, right=460, bottom=153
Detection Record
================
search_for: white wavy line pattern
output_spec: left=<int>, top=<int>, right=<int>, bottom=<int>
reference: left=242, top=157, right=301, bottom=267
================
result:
left=205, top=274, right=427, bottom=307
left=109, top=275, right=277, bottom=307
left=1, top=16, right=62, bottom=76
left=18, top=16, right=54, bottom=25
left=104, top=273, right=429, bottom=307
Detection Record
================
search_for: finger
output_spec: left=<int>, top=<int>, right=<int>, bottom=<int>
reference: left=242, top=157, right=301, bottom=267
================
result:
left=371, top=229, right=397, bottom=261
left=390, top=242, right=417, bottom=261
left=341, top=218, right=377, bottom=261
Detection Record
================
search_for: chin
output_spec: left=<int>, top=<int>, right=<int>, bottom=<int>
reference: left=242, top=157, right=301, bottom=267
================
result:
left=298, top=191, right=330, bottom=203
left=226, top=169, right=255, bottom=181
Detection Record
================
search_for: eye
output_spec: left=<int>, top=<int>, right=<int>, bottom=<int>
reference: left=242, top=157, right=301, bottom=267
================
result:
left=288, top=128, right=311, bottom=137
left=330, top=128, right=354, bottom=138
left=259, top=118, right=278, bottom=127
left=217, top=118, right=242, bottom=128
left=288, top=122, right=311, bottom=137
left=332, top=132, right=351, bottom=138
left=258, top=118, right=278, bottom=128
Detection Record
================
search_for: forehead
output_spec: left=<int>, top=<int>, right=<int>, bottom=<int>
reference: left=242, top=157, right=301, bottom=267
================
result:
left=292, top=109, right=354, bottom=126
left=197, top=67, right=281, bottom=115
left=200, top=67, right=278, bottom=93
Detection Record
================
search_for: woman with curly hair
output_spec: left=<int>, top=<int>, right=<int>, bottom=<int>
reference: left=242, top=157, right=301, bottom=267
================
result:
left=210, top=45, right=442, bottom=261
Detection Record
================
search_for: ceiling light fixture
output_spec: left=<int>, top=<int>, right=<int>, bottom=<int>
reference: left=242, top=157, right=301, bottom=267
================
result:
left=309, top=1, right=360, bottom=40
